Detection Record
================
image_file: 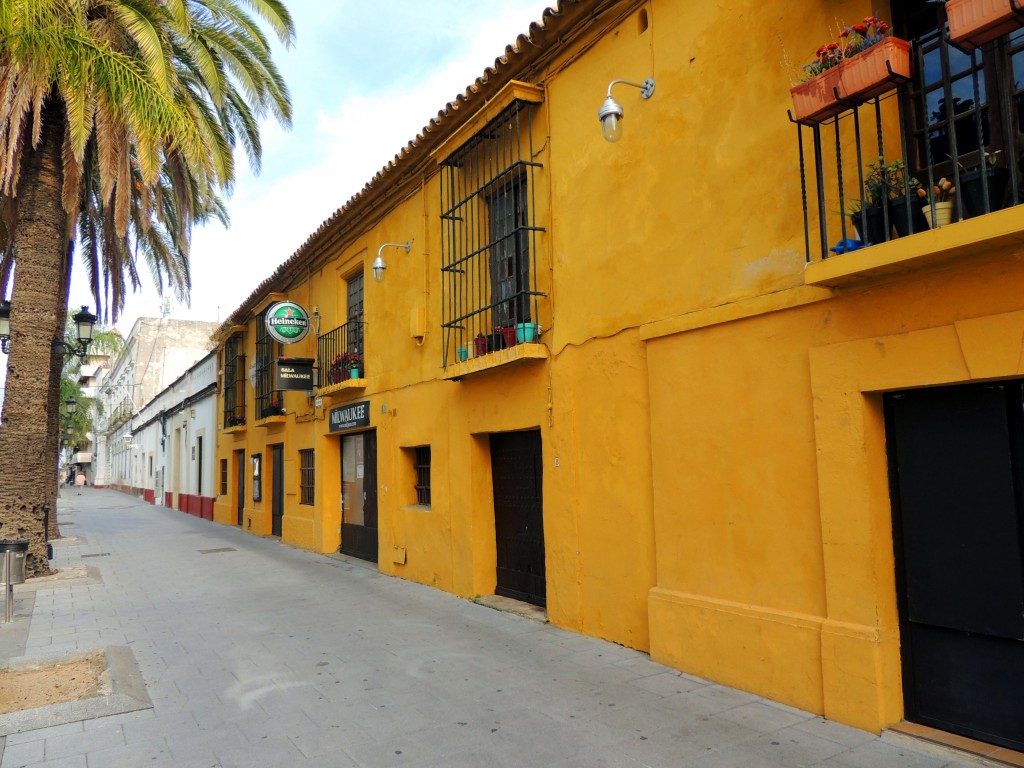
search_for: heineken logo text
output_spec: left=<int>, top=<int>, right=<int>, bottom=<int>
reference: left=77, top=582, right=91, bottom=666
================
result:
left=265, top=301, right=310, bottom=344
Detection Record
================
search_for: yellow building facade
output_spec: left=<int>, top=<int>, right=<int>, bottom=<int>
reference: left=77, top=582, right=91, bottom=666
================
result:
left=212, top=0, right=1024, bottom=750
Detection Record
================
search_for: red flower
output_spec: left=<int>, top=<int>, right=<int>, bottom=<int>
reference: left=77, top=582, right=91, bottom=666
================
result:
left=851, top=23, right=868, bottom=34
left=840, top=28, right=850, bottom=37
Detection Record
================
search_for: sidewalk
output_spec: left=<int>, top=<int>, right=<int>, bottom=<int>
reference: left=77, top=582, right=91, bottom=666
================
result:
left=0, top=488, right=988, bottom=767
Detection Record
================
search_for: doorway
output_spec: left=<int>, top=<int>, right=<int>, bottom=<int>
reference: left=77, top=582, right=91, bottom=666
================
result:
left=886, top=381, right=1024, bottom=750
left=234, top=449, right=245, bottom=526
left=490, top=430, right=545, bottom=607
left=340, top=431, right=378, bottom=563
left=271, top=444, right=284, bottom=537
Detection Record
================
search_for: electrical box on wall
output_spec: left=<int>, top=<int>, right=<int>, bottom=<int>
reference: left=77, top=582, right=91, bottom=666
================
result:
left=410, top=306, right=426, bottom=340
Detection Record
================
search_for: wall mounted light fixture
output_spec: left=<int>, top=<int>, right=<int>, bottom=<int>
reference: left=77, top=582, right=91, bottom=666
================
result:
left=371, top=241, right=411, bottom=283
left=598, top=77, right=655, bottom=142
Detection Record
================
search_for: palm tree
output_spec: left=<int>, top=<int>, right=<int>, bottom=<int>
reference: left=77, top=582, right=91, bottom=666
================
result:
left=0, top=0, right=293, bottom=575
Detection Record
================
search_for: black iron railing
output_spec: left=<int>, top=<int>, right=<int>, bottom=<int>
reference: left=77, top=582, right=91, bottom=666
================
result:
left=317, top=320, right=366, bottom=386
left=223, top=334, right=246, bottom=427
left=795, top=27, right=1024, bottom=262
left=440, top=99, right=546, bottom=368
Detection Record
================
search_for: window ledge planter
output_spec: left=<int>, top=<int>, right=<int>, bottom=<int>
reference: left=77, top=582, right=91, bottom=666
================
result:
left=791, top=37, right=912, bottom=125
left=947, top=0, right=1024, bottom=51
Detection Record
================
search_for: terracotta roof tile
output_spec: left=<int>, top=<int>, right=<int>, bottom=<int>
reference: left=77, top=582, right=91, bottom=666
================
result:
left=220, top=1, right=585, bottom=332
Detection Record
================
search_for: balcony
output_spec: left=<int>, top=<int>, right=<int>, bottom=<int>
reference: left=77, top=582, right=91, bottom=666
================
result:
left=795, top=24, right=1023, bottom=269
left=317, top=320, right=366, bottom=396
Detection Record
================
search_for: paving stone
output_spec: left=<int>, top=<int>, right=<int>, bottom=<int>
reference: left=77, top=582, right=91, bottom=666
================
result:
left=0, top=488, right=994, bottom=768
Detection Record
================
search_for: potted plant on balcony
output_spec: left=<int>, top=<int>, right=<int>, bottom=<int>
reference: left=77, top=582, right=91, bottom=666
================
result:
left=919, top=178, right=957, bottom=228
left=791, top=15, right=911, bottom=125
left=959, top=151, right=1010, bottom=218
left=262, top=396, right=285, bottom=419
left=947, top=0, right=1024, bottom=52
left=346, top=352, right=363, bottom=379
left=328, top=355, right=346, bottom=384
left=850, top=158, right=925, bottom=244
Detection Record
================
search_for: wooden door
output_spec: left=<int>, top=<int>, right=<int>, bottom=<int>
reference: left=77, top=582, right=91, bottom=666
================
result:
left=491, top=430, right=545, bottom=607
left=887, top=382, right=1024, bottom=750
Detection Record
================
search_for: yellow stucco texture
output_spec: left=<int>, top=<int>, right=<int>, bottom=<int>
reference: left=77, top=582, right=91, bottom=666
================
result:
left=645, top=251, right=1024, bottom=730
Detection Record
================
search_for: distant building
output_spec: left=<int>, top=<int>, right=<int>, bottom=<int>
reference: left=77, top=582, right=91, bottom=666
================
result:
left=93, top=317, right=219, bottom=489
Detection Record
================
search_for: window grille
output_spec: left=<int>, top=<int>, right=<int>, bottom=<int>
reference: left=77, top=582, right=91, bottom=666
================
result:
left=223, top=333, right=246, bottom=427
left=414, top=446, right=431, bottom=506
left=255, top=312, right=282, bottom=418
left=299, top=449, right=315, bottom=505
left=440, top=99, right=545, bottom=366
left=220, top=459, right=228, bottom=496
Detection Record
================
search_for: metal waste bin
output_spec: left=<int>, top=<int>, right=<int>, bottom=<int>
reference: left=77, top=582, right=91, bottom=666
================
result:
left=0, top=540, right=28, bottom=586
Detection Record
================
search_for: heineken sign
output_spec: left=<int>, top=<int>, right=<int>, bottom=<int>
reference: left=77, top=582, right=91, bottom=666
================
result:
left=265, top=301, right=310, bottom=344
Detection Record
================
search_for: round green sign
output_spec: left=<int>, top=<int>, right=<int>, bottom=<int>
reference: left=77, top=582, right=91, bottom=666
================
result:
left=265, top=301, right=310, bottom=344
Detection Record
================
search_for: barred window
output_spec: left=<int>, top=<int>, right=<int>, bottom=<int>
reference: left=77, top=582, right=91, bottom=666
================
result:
left=220, top=459, right=228, bottom=496
left=223, top=333, right=246, bottom=427
left=414, top=446, right=431, bottom=506
left=299, top=449, right=315, bottom=505
left=255, top=311, right=283, bottom=419
left=440, top=94, right=545, bottom=367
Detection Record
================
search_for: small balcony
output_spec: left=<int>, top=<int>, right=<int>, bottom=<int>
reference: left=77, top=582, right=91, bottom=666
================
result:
left=794, top=24, right=1023, bottom=266
left=317, top=320, right=366, bottom=394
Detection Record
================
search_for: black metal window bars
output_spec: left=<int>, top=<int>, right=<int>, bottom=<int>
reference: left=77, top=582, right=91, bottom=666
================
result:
left=440, top=99, right=546, bottom=367
left=299, top=448, right=315, bottom=505
left=316, top=320, right=366, bottom=387
left=254, top=312, right=282, bottom=419
left=794, top=26, right=1023, bottom=263
left=223, top=333, right=246, bottom=427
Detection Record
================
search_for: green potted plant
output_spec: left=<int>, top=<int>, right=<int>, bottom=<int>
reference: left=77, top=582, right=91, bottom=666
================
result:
left=959, top=151, right=1010, bottom=219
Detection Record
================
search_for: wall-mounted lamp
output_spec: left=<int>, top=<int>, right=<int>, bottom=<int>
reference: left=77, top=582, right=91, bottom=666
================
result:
left=371, top=241, right=411, bottom=283
left=0, top=300, right=10, bottom=354
left=598, top=77, right=655, bottom=142
left=65, top=398, right=78, bottom=416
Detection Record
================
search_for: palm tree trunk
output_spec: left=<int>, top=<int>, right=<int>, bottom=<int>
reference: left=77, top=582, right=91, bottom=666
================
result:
left=43, top=246, right=73, bottom=542
left=0, top=101, right=69, bottom=577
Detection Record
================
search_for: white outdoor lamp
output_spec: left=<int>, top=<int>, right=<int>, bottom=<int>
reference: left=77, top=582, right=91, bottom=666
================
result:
left=598, top=77, right=655, bottom=142
left=372, top=241, right=411, bottom=283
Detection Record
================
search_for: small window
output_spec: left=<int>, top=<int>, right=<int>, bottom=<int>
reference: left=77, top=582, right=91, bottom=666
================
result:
left=299, top=449, right=315, bottom=505
left=149, top=455, right=153, bottom=477
left=220, top=459, right=228, bottom=496
left=414, top=446, right=431, bottom=506
left=253, top=453, right=262, bottom=502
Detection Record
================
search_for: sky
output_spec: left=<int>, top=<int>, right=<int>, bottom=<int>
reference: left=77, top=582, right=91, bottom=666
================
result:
left=70, top=0, right=554, bottom=333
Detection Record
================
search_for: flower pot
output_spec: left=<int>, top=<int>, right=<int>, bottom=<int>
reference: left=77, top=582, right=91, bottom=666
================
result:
left=888, top=197, right=929, bottom=237
left=515, top=322, right=538, bottom=343
left=959, top=167, right=1010, bottom=218
left=791, top=37, right=912, bottom=125
left=474, top=334, right=488, bottom=356
left=947, top=0, right=1024, bottom=51
left=852, top=207, right=890, bottom=245
left=457, top=347, right=468, bottom=362
left=349, top=368, right=360, bottom=379
left=499, top=326, right=517, bottom=348
left=922, top=201, right=955, bottom=228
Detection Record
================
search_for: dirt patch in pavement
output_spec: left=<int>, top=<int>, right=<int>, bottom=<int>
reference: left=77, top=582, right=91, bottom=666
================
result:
left=0, top=651, right=109, bottom=714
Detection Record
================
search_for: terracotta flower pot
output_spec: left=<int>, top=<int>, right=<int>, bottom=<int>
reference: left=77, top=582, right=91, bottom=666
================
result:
left=947, top=0, right=1024, bottom=52
left=791, top=37, right=912, bottom=125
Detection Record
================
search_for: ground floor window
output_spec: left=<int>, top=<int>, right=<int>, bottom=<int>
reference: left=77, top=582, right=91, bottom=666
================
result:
left=414, top=446, right=431, bottom=506
left=220, top=459, right=227, bottom=495
left=299, top=449, right=314, bottom=505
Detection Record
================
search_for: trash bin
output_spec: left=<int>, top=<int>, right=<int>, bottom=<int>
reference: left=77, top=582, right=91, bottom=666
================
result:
left=0, top=540, right=28, bottom=586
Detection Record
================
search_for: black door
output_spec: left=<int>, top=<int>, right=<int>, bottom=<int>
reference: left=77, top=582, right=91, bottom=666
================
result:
left=340, top=431, right=378, bottom=563
left=886, top=382, right=1024, bottom=750
left=491, top=430, right=545, bottom=607
left=235, top=449, right=245, bottom=526
left=271, top=444, right=284, bottom=537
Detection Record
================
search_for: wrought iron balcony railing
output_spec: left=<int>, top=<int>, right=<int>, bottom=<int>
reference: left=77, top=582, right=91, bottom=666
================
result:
left=794, top=27, right=1024, bottom=262
left=317, top=320, right=366, bottom=387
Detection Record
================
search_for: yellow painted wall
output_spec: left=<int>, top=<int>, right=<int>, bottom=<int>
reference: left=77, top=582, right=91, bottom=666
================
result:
left=207, top=0, right=1024, bottom=739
